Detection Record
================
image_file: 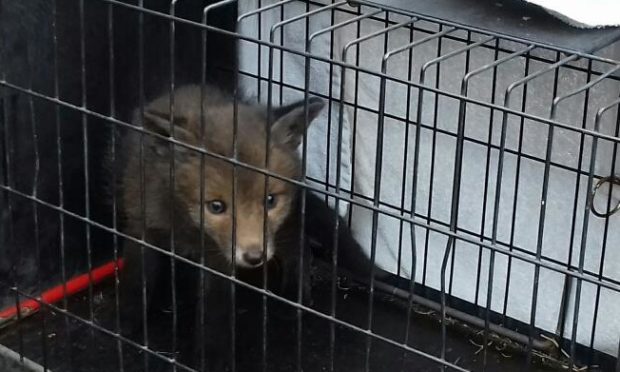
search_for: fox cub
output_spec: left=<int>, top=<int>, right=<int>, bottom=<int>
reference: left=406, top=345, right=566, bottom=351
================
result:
left=117, top=84, right=373, bottom=370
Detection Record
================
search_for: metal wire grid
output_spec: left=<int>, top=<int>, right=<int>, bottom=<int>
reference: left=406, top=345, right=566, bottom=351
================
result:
left=0, top=0, right=619, bottom=371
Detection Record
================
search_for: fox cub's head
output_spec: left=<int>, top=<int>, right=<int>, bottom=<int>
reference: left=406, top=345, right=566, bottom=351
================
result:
left=137, top=85, right=324, bottom=268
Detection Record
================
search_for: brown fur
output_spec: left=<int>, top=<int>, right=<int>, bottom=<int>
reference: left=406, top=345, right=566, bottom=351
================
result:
left=120, top=84, right=323, bottom=270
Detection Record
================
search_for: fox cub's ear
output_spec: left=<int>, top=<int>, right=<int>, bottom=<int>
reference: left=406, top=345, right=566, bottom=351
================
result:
left=270, top=97, right=324, bottom=150
left=131, top=106, right=199, bottom=157
left=140, top=109, right=197, bottom=143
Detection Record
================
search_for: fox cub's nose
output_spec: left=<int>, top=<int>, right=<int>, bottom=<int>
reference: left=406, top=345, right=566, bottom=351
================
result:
left=242, top=249, right=264, bottom=267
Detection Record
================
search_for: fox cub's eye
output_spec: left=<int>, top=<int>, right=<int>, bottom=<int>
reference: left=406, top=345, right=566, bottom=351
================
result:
left=266, top=194, right=277, bottom=210
left=206, top=200, right=227, bottom=214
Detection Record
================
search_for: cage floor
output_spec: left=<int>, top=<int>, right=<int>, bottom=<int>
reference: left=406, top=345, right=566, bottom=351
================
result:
left=0, top=274, right=556, bottom=372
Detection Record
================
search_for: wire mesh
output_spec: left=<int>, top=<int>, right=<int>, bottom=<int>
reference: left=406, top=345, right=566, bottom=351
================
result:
left=1, top=0, right=620, bottom=371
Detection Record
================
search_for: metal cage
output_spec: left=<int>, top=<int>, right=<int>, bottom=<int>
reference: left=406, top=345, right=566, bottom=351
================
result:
left=1, top=0, right=620, bottom=371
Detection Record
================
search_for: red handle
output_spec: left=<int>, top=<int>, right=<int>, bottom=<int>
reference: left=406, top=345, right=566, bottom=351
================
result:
left=0, top=259, right=125, bottom=322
